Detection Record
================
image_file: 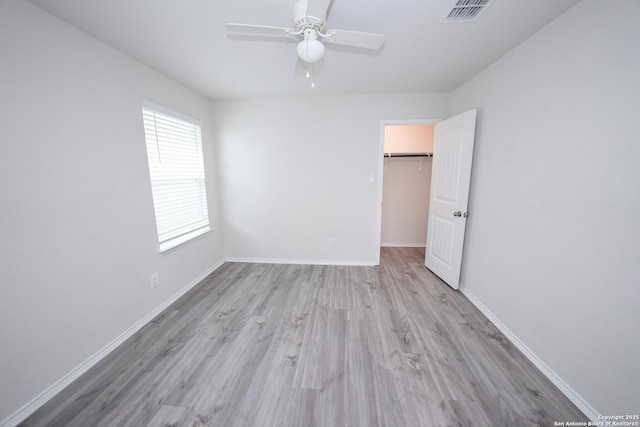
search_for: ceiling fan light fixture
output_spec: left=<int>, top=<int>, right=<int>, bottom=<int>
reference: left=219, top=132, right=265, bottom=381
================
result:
left=227, top=0, right=385, bottom=67
left=297, top=38, right=325, bottom=63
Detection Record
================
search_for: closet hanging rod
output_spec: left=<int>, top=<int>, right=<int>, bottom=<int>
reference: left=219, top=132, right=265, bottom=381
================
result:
left=384, top=153, right=433, bottom=158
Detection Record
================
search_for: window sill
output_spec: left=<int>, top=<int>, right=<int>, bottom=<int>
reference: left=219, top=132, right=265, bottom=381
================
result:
left=158, top=227, right=213, bottom=254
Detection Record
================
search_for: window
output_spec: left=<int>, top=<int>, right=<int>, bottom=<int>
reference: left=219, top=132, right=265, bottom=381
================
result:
left=141, top=101, right=210, bottom=252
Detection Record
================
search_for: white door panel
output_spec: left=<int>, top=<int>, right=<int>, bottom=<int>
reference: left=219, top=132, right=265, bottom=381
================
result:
left=425, top=110, right=477, bottom=289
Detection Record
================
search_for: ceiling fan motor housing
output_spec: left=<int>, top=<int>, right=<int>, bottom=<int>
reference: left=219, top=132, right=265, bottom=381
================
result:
left=292, top=0, right=326, bottom=32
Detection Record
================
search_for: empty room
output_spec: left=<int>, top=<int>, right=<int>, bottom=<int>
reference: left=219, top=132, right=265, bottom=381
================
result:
left=1, top=0, right=639, bottom=426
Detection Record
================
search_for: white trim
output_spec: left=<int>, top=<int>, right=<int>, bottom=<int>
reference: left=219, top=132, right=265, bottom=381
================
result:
left=375, top=122, right=385, bottom=266
left=381, top=243, right=426, bottom=248
left=158, top=227, right=213, bottom=254
left=0, top=259, right=226, bottom=427
left=140, top=98, right=202, bottom=127
left=224, top=257, right=376, bottom=267
left=376, top=118, right=440, bottom=266
left=459, top=284, right=600, bottom=422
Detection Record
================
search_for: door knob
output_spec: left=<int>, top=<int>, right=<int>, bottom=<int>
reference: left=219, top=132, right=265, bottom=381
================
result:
left=453, top=211, right=462, bottom=217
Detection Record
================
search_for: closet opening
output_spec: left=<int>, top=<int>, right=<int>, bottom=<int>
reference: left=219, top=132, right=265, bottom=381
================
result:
left=375, top=121, right=436, bottom=264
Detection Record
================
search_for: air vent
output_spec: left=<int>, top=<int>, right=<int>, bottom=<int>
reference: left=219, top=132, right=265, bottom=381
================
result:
left=441, top=0, right=495, bottom=23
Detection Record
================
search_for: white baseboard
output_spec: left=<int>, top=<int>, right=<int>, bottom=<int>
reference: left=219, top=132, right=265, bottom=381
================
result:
left=7, top=261, right=597, bottom=426
left=0, top=259, right=225, bottom=427
left=459, top=284, right=599, bottom=422
left=381, top=243, right=426, bottom=248
left=225, top=257, right=376, bottom=266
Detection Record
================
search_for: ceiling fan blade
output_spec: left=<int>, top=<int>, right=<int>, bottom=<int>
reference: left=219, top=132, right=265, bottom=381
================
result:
left=226, top=23, right=292, bottom=36
left=305, top=0, right=331, bottom=22
left=325, top=29, right=385, bottom=50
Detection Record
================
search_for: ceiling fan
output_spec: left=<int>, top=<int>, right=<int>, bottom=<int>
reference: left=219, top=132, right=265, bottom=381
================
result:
left=226, top=0, right=385, bottom=64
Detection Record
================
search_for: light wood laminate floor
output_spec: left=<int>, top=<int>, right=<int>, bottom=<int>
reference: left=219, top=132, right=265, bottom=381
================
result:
left=20, top=247, right=587, bottom=426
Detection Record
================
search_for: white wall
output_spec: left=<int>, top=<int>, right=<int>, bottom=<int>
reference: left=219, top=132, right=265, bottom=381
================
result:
left=212, top=94, right=449, bottom=264
left=5, top=0, right=637, bottom=422
left=452, top=0, right=640, bottom=416
left=384, top=125, right=434, bottom=154
left=381, top=157, right=432, bottom=247
left=0, top=1, right=224, bottom=422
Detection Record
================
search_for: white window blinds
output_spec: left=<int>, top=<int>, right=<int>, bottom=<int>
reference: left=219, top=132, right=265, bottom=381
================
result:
left=142, top=103, right=209, bottom=251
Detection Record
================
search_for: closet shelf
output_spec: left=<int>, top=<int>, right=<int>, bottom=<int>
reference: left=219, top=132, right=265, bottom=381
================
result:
left=384, top=153, right=433, bottom=158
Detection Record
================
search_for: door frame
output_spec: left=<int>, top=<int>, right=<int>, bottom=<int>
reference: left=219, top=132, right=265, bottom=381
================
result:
left=375, top=118, right=441, bottom=265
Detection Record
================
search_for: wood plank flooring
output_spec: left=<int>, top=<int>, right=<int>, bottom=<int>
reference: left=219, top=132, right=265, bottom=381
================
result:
left=19, top=247, right=587, bottom=426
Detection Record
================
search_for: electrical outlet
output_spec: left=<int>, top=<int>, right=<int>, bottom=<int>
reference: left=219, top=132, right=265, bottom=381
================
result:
left=328, top=238, right=335, bottom=247
left=150, top=272, right=159, bottom=288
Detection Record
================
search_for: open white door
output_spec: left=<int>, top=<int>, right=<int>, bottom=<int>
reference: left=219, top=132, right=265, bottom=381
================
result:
left=425, top=110, right=477, bottom=289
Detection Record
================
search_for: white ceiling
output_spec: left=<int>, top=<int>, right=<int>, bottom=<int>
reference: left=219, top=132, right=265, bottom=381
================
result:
left=28, top=0, right=579, bottom=100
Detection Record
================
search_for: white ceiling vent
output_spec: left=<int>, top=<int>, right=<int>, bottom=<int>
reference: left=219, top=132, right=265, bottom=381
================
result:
left=441, top=0, right=495, bottom=23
